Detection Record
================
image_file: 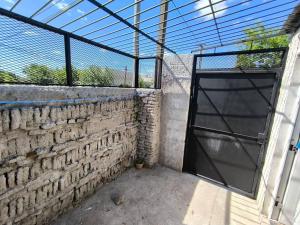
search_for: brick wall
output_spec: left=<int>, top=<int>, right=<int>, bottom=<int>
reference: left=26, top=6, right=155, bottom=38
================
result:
left=137, top=89, right=161, bottom=167
left=0, top=87, right=161, bottom=225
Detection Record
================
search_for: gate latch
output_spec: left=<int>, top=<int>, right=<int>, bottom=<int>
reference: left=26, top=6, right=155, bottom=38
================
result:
left=257, top=133, right=266, bottom=144
left=289, top=143, right=300, bottom=152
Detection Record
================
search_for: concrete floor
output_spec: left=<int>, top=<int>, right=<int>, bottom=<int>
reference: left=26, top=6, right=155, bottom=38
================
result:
left=51, top=166, right=270, bottom=225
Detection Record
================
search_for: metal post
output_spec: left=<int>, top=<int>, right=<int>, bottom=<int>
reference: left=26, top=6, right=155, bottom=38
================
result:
left=64, top=34, right=72, bottom=86
left=133, top=0, right=140, bottom=57
left=198, top=44, right=204, bottom=69
left=133, top=0, right=141, bottom=88
left=134, top=58, right=139, bottom=88
left=155, top=57, right=162, bottom=89
left=155, top=0, right=169, bottom=89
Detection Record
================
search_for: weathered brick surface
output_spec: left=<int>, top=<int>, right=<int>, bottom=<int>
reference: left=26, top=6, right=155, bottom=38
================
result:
left=136, top=90, right=161, bottom=167
left=0, top=95, right=140, bottom=225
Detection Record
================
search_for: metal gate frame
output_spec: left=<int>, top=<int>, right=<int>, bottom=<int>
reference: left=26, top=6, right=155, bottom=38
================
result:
left=183, top=48, right=288, bottom=198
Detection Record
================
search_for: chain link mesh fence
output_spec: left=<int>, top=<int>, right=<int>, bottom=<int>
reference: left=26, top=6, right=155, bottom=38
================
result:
left=71, top=38, right=134, bottom=87
left=0, top=14, right=135, bottom=87
left=0, top=14, right=66, bottom=85
left=197, top=50, right=286, bottom=71
left=139, top=58, right=155, bottom=88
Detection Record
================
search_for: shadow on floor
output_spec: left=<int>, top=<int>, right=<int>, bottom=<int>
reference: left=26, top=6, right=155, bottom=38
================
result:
left=51, top=166, right=268, bottom=225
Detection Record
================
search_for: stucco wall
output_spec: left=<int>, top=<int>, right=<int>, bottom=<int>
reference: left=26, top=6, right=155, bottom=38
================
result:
left=0, top=85, right=161, bottom=225
left=257, top=29, right=300, bottom=218
left=159, top=54, right=193, bottom=171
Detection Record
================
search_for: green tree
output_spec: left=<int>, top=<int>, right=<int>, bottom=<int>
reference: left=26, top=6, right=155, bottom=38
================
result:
left=23, top=64, right=66, bottom=85
left=77, top=66, right=114, bottom=86
left=0, top=70, right=20, bottom=83
left=139, top=77, right=153, bottom=88
left=22, top=64, right=117, bottom=86
left=236, top=24, right=289, bottom=69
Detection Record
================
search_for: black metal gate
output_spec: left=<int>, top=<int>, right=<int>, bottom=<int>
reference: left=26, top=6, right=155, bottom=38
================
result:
left=183, top=48, right=287, bottom=197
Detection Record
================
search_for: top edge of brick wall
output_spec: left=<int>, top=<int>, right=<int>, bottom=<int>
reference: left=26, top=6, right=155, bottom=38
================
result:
left=0, top=85, right=136, bottom=102
left=0, top=85, right=160, bottom=105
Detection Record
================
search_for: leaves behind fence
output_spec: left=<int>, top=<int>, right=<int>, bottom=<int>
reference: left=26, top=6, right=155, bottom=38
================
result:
left=0, top=15, right=135, bottom=87
left=0, top=64, right=129, bottom=86
left=139, top=78, right=152, bottom=88
left=236, top=51, right=284, bottom=69
left=236, top=24, right=288, bottom=69
left=73, top=66, right=114, bottom=86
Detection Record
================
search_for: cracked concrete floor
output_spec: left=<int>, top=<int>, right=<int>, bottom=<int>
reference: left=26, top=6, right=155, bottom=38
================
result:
left=51, top=166, right=270, bottom=225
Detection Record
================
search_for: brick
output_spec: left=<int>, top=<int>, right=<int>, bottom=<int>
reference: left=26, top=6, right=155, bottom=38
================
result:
left=7, top=171, right=16, bottom=188
left=0, top=141, right=8, bottom=161
left=17, top=167, right=29, bottom=185
left=29, top=191, right=36, bottom=207
left=2, top=110, right=10, bottom=131
left=37, top=188, right=46, bottom=203
left=42, top=158, right=52, bottom=170
left=50, top=107, right=57, bottom=121
left=10, top=109, right=21, bottom=130
left=9, top=200, right=16, bottom=218
left=0, top=174, right=7, bottom=194
left=58, top=177, right=65, bottom=191
left=30, top=162, right=41, bottom=180
left=41, top=106, right=50, bottom=123
left=16, top=135, right=30, bottom=155
left=0, top=204, right=9, bottom=224
left=16, top=198, right=23, bottom=215
left=20, top=108, right=33, bottom=129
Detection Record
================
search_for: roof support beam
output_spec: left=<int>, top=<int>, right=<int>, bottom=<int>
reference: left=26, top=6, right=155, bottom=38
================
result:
left=10, top=0, right=22, bottom=11
left=155, top=0, right=169, bottom=88
left=86, top=0, right=176, bottom=54
left=133, top=0, right=141, bottom=88
left=156, top=0, right=169, bottom=57
left=133, top=0, right=141, bottom=57
left=208, top=0, right=223, bottom=46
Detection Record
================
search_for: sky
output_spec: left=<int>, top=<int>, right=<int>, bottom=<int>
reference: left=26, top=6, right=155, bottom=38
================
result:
left=0, top=0, right=299, bottom=79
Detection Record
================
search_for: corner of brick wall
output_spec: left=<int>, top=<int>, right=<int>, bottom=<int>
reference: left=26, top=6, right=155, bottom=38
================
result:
left=136, top=89, right=161, bottom=167
left=0, top=87, right=162, bottom=225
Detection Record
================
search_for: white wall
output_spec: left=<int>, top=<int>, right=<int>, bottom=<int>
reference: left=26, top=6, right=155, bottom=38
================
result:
left=159, top=54, right=193, bottom=170
left=257, top=28, right=300, bottom=218
left=279, top=152, right=300, bottom=225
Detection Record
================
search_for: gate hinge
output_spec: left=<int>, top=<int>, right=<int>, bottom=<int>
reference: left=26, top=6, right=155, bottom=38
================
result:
left=275, top=73, right=281, bottom=80
left=257, top=133, right=266, bottom=144
left=274, top=200, right=282, bottom=209
left=289, top=144, right=298, bottom=152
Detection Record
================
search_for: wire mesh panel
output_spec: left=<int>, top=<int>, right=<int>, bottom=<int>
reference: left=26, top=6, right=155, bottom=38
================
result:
left=139, top=58, right=155, bottom=88
left=0, top=14, right=66, bottom=85
left=196, top=49, right=286, bottom=71
left=71, top=38, right=134, bottom=87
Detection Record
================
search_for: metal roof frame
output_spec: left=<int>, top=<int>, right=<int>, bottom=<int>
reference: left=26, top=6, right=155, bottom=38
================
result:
left=0, top=0, right=296, bottom=57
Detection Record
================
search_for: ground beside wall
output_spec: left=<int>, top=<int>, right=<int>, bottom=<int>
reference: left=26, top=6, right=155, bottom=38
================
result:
left=0, top=86, right=161, bottom=225
left=51, top=166, right=270, bottom=225
left=159, top=54, right=193, bottom=171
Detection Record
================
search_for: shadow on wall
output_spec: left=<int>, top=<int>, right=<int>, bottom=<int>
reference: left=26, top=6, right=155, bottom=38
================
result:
left=161, top=55, right=193, bottom=95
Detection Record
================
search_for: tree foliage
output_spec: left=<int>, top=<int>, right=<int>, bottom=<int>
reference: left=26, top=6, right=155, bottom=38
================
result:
left=0, top=64, right=118, bottom=86
left=139, top=78, right=153, bottom=88
left=23, top=64, right=66, bottom=85
left=76, top=66, right=114, bottom=86
left=236, top=24, right=289, bottom=69
left=0, top=70, right=20, bottom=83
